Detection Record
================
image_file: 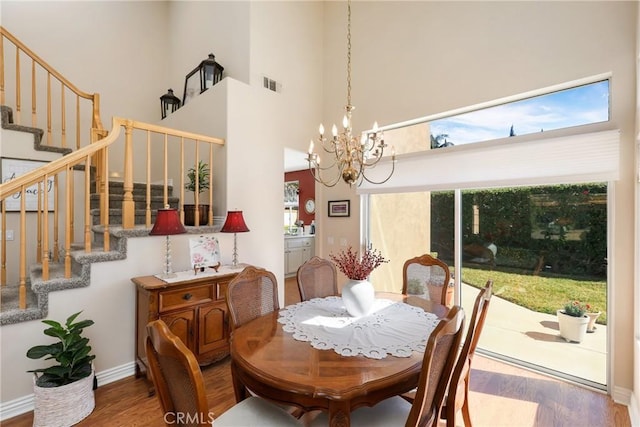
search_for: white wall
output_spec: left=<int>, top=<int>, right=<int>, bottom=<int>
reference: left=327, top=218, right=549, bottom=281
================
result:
left=318, top=0, right=637, bottom=397
left=166, top=1, right=251, bottom=96
left=0, top=1, right=169, bottom=124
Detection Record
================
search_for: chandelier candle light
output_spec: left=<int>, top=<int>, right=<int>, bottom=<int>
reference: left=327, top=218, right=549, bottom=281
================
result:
left=150, top=207, right=187, bottom=279
left=220, top=210, right=250, bottom=267
left=307, top=0, right=395, bottom=187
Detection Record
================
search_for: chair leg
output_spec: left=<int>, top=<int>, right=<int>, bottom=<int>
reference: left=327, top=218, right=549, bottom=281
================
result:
left=445, top=401, right=456, bottom=427
left=461, top=399, right=472, bottom=427
left=461, top=376, right=472, bottom=427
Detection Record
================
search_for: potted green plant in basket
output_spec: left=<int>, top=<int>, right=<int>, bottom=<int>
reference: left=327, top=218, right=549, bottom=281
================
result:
left=26, top=311, right=96, bottom=427
left=184, top=160, right=210, bottom=226
left=557, top=300, right=590, bottom=343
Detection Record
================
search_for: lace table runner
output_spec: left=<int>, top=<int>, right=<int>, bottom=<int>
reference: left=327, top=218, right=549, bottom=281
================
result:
left=278, top=296, right=440, bottom=359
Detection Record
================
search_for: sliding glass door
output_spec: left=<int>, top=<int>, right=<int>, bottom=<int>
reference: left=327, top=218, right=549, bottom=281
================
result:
left=367, top=183, right=608, bottom=388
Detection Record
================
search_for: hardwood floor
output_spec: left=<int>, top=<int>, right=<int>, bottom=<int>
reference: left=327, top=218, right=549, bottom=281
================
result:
left=3, top=278, right=631, bottom=426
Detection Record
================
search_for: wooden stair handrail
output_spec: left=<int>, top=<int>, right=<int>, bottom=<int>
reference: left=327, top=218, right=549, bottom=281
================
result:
left=0, top=27, right=94, bottom=100
left=0, top=116, right=224, bottom=198
left=0, top=25, right=103, bottom=139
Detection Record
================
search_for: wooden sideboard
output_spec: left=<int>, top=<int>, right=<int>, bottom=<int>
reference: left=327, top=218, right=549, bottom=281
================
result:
left=132, top=265, right=246, bottom=390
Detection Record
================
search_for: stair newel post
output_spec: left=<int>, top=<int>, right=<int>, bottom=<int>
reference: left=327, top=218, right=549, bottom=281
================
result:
left=15, top=47, right=21, bottom=124
left=61, top=81, right=66, bottom=148
left=1, top=200, right=6, bottom=286
left=0, top=30, right=5, bottom=106
left=102, top=146, right=110, bottom=252
left=75, top=94, right=80, bottom=150
left=92, top=93, right=103, bottom=132
left=42, top=176, right=50, bottom=281
left=69, top=159, right=75, bottom=246
left=36, top=181, right=42, bottom=264
left=84, top=154, right=92, bottom=252
left=31, top=60, right=36, bottom=127
left=145, top=131, right=152, bottom=228
left=19, top=186, right=27, bottom=308
left=122, top=121, right=135, bottom=229
left=53, top=175, right=59, bottom=262
left=64, top=165, right=72, bottom=278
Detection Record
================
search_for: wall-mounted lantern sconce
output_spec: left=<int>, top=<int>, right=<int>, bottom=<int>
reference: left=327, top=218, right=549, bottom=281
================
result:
left=160, top=88, right=181, bottom=119
left=182, top=53, right=224, bottom=106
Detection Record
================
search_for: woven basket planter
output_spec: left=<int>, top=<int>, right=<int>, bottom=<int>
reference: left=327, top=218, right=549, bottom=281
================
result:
left=33, top=368, right=95, bottom=427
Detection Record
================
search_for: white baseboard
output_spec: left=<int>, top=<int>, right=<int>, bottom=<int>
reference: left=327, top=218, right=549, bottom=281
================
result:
left=614, top=385, right=633, bottom=406
left=0, top=394, right=33, bottom=422
left=629, top=391, right=640, bottom=427
left=0, top=361, right=136, bottom=422
left=95, top=361, right=136, bottom=387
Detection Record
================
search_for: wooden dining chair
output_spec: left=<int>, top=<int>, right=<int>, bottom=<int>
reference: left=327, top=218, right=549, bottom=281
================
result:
left=226, top=266, right=280, bottom=331
left=401, top=280, right=493, bottom=427
left=309, top=306, right=465, bottom=427
left=296, top=256, right=338, bottom=301
left=145, top=319, right=302, bottom=426
left=443, top=280, right=493, bottom=427
left=403, top=254, right=453, bottom=307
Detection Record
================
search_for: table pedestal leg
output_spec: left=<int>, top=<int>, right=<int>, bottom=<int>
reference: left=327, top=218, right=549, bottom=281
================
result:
left=230, top=361, right=250, bottom=403
left=328, top=401, right=351, bottom=427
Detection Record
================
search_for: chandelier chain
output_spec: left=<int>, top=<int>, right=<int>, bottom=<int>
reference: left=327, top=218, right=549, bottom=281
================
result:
left=346, top=0, right=352, bottom=108
left=306, top=0, right=395, bottom=187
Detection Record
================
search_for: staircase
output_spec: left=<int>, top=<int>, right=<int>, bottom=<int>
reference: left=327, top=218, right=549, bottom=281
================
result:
left=0, top=26, right=224, bottom=326
left=0, top=119, right=179, bottom=325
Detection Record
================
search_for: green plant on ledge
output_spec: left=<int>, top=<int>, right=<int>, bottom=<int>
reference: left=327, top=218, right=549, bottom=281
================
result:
left=563, top=300, right=590, bottom=317
left=185, top=160, right=210, bottom=194
left=26, top=311, right=96, bottom=387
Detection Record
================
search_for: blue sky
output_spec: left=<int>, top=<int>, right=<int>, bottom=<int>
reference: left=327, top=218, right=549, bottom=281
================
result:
left=430, top=80, right=609, bottom=145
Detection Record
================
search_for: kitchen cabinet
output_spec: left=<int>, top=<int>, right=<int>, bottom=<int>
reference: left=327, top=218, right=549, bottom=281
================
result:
left=132, top=266, right=245, bottom=391
left=285, top=236, right=314, bottom=275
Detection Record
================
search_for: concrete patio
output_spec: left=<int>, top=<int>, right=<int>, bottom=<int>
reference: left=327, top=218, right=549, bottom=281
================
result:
left=460, top=283, right=607, bottom=387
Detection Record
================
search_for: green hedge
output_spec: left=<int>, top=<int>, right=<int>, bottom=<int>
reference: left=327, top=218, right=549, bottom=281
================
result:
left=432, top=184, right=607, bottom=278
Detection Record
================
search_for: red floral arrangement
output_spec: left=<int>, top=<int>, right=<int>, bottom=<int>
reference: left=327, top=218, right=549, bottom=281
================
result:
left=330, top=245, right=389, bottom=281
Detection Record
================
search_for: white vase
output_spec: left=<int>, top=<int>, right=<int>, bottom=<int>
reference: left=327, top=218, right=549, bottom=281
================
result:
left=342, top=279, right=375, bottom=317
left=557, top=310, right=589, bottom=343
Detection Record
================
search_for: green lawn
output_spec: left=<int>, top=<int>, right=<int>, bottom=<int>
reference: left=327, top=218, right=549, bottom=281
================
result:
left=461, top=268, right=607, bottom=324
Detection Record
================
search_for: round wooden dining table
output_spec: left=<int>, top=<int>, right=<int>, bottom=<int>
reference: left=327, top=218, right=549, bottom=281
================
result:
left=228, top=292, right=449, bottom=427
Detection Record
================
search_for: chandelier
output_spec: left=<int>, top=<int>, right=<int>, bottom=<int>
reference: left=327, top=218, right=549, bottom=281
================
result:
left=307, top=0, right=395, bottom=187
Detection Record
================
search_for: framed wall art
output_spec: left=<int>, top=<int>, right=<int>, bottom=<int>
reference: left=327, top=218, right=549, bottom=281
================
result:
left=1, top=158, right=54, bottom=212
left=328, top=200, right=350, bottom=217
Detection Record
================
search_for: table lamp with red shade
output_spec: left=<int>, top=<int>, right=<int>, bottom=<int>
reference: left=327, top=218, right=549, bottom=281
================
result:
left=220, top=210, right=250, bottom=267
left=150, top=207, right=186, bottom=278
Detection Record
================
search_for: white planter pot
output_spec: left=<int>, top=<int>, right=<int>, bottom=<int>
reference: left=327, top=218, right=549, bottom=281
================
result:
left=342, top=279, right=375, bottom=317
left=33, top=368, right=95, bottom=427
left=557, top=310, right=589, bottom=343
left=586, top=311, right=601, bottom=333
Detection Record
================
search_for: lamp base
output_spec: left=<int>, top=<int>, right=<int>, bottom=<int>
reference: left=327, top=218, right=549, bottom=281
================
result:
left=158, top=272, right=177, bottom=279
